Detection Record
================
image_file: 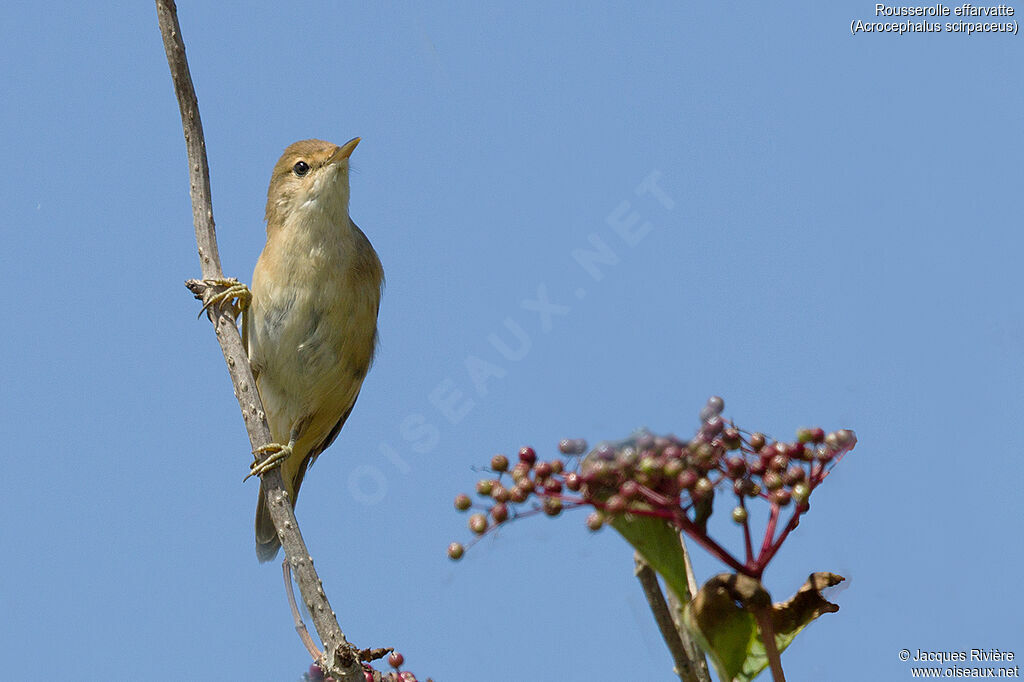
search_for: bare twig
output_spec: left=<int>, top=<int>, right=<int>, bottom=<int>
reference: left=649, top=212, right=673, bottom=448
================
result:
left=634, top=553, right=699, bottom=682
left=663, top=537, right=713, bottom=682
left=155, top=1, right=363, bottom=678
left=283, top=561, right=322, bottom=661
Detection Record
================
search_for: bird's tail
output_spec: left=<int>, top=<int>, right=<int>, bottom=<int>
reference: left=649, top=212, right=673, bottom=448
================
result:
left=254, top=480, right=282, bottom=562
left=254, top=450, right=312, bottom=562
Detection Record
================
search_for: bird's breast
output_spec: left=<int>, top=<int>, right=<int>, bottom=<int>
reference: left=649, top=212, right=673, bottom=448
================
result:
left=248, top=222, right=381, bottom=430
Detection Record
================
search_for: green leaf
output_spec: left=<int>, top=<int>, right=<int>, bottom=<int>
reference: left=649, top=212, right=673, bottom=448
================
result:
left=682, top=572, right=844, bottom=682
left=609, top=514, right=693, bottom=602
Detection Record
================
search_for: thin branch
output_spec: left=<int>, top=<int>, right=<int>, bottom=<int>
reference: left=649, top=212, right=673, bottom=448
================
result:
left=752, top=605, right=787, bottom=682
left=155, top=2, right=362, bottom=678
left=634, top=553, right=699, bottom=682
left=283, top=561, right=322, bottom=661
left=663, top=538, right=713, bottom=682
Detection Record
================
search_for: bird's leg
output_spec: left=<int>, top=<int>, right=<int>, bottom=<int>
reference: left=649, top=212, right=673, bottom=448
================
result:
left=198, top=277, right=251, bottom=320
left=245, top=423, right=301, bottom=481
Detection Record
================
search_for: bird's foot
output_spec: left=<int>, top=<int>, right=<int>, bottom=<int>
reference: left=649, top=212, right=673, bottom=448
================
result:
left=245, top=441, right=293, bottom=481
left=197, top=277, right=251, bottom=320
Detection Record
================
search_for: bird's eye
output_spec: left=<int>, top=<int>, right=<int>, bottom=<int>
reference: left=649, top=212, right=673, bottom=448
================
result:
left=293, top=161, right=310, bottom=177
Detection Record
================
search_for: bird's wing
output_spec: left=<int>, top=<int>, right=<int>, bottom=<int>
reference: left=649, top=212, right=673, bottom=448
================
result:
left=290, top=394, right=359, bottom=501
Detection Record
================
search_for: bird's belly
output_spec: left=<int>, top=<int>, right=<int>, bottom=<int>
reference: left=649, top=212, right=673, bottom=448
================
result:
left=250, top=277, right=377, bottom=442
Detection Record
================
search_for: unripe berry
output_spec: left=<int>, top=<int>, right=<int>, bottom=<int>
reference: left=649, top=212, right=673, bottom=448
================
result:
left=543, top=497, right=563, bottom=516
left=490, top=454, right=509, bottom=472
left=586, top=511, right=604, bottom=531
left=749, top=432, right=766, bottom=451
left=447, top=542, right=464, bottom=560
left=476, top=479, right=494, bottom=496
left=491, top=502, right=509, bottom=523
left=605, top=494, right=627, bottom=514
left=454, top=493, right=471, bottom=511
left=469, top=513, right=487, bottom=534
left=731, top=506, right=748, bottom=523
left=511, top=462, right=531, bottom=482
left=693, top=477, right=714, bottom=498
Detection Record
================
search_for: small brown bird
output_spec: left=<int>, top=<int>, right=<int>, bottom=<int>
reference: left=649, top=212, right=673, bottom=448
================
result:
left=245, top=137, right=383, bottom=562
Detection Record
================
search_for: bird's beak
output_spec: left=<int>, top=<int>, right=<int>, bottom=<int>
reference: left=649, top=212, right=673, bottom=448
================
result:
left=330, top=137, right=360, bottom=164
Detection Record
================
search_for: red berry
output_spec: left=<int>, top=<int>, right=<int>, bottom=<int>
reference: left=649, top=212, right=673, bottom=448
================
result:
left=677, top=469, right=698, bottom=489
left=620, top=480, right=640, bottom=499
left=388, top=652, right=404, bottom=669
left=519, top=446, right=537, bottom=465
left=725, top=456, right=746, bottom=478
left=491, top=503, right=509, bottom=523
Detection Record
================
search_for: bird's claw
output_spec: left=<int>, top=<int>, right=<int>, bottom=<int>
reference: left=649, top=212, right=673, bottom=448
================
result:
left=198, top=277, right=252, bottom=319
left=245, top=442, right=293, bottom=481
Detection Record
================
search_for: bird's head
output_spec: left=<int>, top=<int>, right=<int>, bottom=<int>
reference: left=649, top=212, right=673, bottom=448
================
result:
left=265, top=137, right=359, bottom=228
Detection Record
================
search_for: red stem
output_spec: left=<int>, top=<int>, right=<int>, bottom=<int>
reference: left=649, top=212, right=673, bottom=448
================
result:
left=758, top=508, right=802, bottom=569
left=740, top=497, right=754, bottom=566
left=758, top=503, right=780, bottom=565
left=674, top=511, right=748, bottom=575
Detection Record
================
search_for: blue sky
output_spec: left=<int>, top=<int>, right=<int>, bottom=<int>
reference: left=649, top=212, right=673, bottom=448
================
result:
left=1, top=3, right=1021, bottom=680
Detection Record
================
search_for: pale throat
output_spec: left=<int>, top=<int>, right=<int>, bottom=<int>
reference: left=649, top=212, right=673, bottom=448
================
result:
left=274, top=189, right=356, bottom=267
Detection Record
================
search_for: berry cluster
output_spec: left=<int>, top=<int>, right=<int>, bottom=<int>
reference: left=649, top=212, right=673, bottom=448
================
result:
left=450, top=397, right=856, bottom=578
